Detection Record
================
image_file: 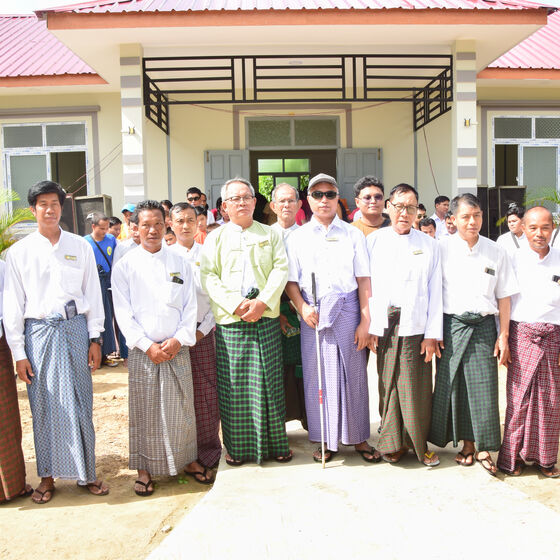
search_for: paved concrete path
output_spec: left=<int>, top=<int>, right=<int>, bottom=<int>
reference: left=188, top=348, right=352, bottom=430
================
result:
left=149, top=363, right=560, bottom=560
left=149, top=425, right=560, bottom=560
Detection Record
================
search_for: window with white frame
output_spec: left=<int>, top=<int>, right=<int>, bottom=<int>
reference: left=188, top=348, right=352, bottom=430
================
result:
left=493, top=116, right=560, bottom=209
left=2, top=122, right=88, bottom=208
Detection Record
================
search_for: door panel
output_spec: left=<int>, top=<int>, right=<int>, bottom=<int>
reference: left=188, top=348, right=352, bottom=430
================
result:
left=204, top=150, right=249, bottom=207
left=522, top=146, right=558, bottom=210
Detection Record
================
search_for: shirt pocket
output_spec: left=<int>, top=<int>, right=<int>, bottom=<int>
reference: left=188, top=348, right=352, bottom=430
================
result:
left=163, top=281, right=184, bottom=311
left=60, top=266, right=83, bottom=296
left=544, top=272, right=560, bottom=307
left=478, top=262, right=498, bottom=299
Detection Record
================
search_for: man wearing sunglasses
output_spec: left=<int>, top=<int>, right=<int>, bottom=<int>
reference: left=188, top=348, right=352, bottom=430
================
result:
left=352, top=176, right=390, bottom=237
left=186, top=187, right=215, bottom=225
left=285, top=173, right=377, bottom=463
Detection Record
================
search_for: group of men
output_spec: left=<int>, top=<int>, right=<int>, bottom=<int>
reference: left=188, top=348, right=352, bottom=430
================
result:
left=1, top=171, right=560, bottom=506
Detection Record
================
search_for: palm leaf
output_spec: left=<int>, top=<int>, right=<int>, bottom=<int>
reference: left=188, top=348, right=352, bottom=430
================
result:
left=0, top=190, right=36, bottom=257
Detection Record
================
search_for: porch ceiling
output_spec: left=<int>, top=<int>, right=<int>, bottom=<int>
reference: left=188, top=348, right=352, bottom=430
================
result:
left=48, top=22, right=546, bottom=92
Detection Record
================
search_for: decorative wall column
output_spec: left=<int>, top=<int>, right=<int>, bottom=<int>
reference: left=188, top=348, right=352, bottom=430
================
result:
left=451, top=40, right=478, bottom=196
left=120, top=44, right=146, bottom=204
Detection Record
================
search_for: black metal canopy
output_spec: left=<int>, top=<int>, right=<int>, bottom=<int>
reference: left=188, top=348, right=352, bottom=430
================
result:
left=142, top=53, right=453, bottom=135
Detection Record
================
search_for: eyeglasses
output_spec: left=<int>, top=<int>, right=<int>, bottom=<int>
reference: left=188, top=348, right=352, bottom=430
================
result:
left=358, top=194, right=384, bottom=203
left=187, top=195, right=201, bottom=202
left=225, top=195, right=254, bottom=204
left=389, top=201, right=419, bottom=215
left=310, top=190, right=338, bottom=200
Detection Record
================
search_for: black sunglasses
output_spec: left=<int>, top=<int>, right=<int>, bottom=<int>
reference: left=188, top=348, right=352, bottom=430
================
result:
left=310, top=190, right=338, bottom=200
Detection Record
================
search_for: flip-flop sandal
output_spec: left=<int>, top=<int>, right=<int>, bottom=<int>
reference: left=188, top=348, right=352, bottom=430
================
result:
left=538, top=466, right=560, bottom=478
left=31, top=486, right=55, bottom=505
left=225, top=456, right=244, bottom=467
left=274, top=450, right=293, bottom=463
left=382, top=447, right=409, bottom=464
left=356, top=446, right=382, bottom=463
left=313, top=447, right=336, bottom=463
left=422, top=451, right=440, bottom=467
left=476, top=453, right=497, bottom=477
left=77, top=480, right=109, bottom=496
left=134, top=479, right=154, bottom=497
left=183, top=467, right=216, bottom=485
left=455, top=451, right=475, bottom=466
left=18, top=485, right=34, bottom=498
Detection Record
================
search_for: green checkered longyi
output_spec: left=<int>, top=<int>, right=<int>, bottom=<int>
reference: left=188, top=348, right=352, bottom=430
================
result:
left=215, top=317, right=289, bottom=463
left=429, top=313, right=501, bottom=452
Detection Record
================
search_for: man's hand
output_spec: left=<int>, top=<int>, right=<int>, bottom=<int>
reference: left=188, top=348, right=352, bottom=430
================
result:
left=354, top=320, right=370, bottom=351
left=88, top=342, right=102, bottom=372
left=494, top=333, right=510, bottom=366
left=279, top=313, right=289, bottom=335
left=368, top=335, right=379, bottom=353
left=160, top=338, right=181, bottom=360
left=195, top=330, right=205, bottom=343
left=420, top=338, right=440, bottom=363
left=234, top=299, right=250, bottom=317
left=15, top=359, right=34, bottom=385
left=146, top=343, right=172, bottom=364
left=301, top=303, right=319, bottom=329
left=241, top=299, right=267, bottom=323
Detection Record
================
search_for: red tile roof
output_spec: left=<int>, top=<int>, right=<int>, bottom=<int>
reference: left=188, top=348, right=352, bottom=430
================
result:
left=0, top=15, right=96, bottom=78
left=489, top=9, right=560, bottom=69
left=37, top=0, right=552, bottom=13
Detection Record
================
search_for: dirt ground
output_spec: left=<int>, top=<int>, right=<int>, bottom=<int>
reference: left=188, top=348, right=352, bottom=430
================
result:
left=0, top=362, right=212, bottom=560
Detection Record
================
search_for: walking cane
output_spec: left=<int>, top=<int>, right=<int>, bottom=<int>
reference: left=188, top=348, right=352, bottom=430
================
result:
left=311, top=272, right=326, bottom=469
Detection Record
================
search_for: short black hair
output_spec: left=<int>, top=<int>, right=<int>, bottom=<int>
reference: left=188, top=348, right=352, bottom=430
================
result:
left=170, top=202, right=196, bottom=217
left=86, top=211, right=108, bottom=226
left=445, top=211, right=454, bottom=220
left=418, top=203, right=426, bottom=212
left=353, top=176, right=384, bottom=198
left=434, top=195, right=450, bottom=206
left=194, top=206, right=207, bottom=218
left=389, top=183, right=418, bottom=201
left=28, top=180, right=66, bottom=207
left=186, top=187, right=202, bottom=196
left=419, top=217, right=436, bottom=229
left=165, top=227, right=175, bottom=236
left=132, top=200, right=165, bottom=223
left=160, top=199, right=173, bottom=210
left=506, top=203, right=525, bottom=219
left=109, top=216, right=122, bottom=227
left=450, top=193, right=481, bottom=216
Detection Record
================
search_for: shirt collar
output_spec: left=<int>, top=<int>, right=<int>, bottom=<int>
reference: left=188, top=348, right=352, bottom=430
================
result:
left=138, top=243, right=166, bottom=259
left=311, top=214, right=343, bottom=234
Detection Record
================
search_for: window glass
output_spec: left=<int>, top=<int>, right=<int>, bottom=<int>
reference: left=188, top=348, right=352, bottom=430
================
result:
left=248, top=121, right=290, bottom=147
left=46, top=124, right=86, bottom=146
left=494, top=118, right=531, bottom=139
left=535, top=118, right=560, bottom=139
left=3, top=126, right=43, bottom=148
left=294, top=119, right=337, bottom=145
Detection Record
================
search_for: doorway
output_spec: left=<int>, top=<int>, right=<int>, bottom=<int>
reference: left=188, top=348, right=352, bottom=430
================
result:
left=250, top=150, right=337, bottom=200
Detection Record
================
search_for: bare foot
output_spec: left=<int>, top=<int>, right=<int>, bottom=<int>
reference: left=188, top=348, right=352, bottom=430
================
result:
left=81, top=479, right=109, bottom=495
left=383, top=446, right=408, bottom=463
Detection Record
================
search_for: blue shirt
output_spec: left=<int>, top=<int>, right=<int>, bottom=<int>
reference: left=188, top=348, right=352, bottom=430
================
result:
left=85, top=233, right=116, bottom=273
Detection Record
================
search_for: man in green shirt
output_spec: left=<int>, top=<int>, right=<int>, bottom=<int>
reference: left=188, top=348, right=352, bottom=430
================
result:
left=200, top=178, right=292, bottom=466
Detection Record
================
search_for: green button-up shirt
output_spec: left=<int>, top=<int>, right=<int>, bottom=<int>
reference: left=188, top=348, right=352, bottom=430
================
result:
left=200, top=220, right=288, bottom=325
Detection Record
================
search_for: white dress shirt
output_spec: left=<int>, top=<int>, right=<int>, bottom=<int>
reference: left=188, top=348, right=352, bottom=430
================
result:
left=511, top=246, right=560, bottom=325
left=3, top=229, right=104, bottom=361
left=496, top=231, right=528, bottom=258
left=440, top=234, right=518, bottom=316
left=0, top=260, right=5, bottom=339
left=430, top=213, right=447, bottom=239
left=287, top=215, right=370, bottom=301
left=113, top=236, right=139, bottom=265
left=112, top=243, right=197, bottom=352
left=170, top=242, right=215, bottom=336
left=271, top=221, right=299, bottom=242
left=368, top=227, right=442, bottom=339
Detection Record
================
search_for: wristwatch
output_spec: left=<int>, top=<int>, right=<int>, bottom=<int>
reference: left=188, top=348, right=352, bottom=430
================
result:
left=90, top=336, right=103, bottom=346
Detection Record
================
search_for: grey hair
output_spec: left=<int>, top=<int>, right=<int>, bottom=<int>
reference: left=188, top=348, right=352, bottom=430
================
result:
left=221, top=177, right=255, bottom=202
left=271, top=183, right=299, bottom=202
left=87, top=211, right=108, bottom=226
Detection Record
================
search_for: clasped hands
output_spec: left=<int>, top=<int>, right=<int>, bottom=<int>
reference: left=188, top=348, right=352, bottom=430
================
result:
left=146, top=337, right=181, bottom=364
left=234, top=298, right=267, bottom=322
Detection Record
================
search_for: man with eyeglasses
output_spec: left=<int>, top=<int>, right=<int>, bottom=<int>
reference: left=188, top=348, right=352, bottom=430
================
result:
left=186, top=187, right=215, bottom=225
left=200, top=177, right=292, bottom=466
left=285, top=173, right=377, bottom=463
left=414, top=203, right=427, bottom=230
left=368, top=183, right=442, bottom=467
left=270, top=184, right=307, bottom=429
left=429, top=193, right=517, bottom=476
left=351, top=176, right=390, bottom=237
